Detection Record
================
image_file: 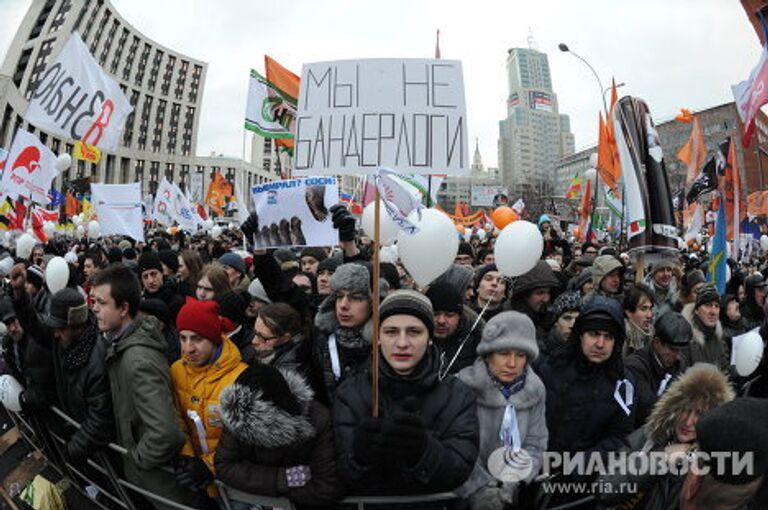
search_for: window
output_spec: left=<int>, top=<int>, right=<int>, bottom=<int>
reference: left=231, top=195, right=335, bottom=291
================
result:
left=90, top=9, right=111, bottom=54
left=175, top=60, right=188, bottom=100
left=135, top=43, right=151, bottom=87
left=99, top=19, right=119, bottom=66
left=138, top=96, right=153, bottom=151
left=48, top=0, right=72, bottom=33
left=152, top=99, right=166, bottom=152
left=123, top=36, right=139, bottom=80
left=12, top=48, right=32, bottom=88
left=81, top=0, right=104, bottom=41
left=148, top=49, right=163, bottom=91
left=182, top=106, right=195, bottom=155
left=122, top=90, right=140, bottom=148
left=161, top=55, right=175, bottom=96
left=111, top=28, right=129, bottom=74
left=189, top=65, right=202, bottom=103
left=28, top=0, right=55, bottom=40
left=26, top=38, right=56, bottom=99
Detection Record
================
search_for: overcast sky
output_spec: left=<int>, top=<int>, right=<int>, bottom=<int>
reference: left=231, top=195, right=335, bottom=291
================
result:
left=0, top=0, right=762, bottom=167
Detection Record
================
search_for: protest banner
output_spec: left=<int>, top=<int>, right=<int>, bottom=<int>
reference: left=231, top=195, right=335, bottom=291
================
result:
left=24, top=32, right=132, bottom=152
left=189, top=172, right=204, bottom=203
left=91, top=183, right=144, bottom=242
left=293, top=59, right=468, bottom=175
left=471, top=185, right=506, bottom=207
left=250, top=176, right=338, bottom=248
left=1, top=129, right=58, bottom=204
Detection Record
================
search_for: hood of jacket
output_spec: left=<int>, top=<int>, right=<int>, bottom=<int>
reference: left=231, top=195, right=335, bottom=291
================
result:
left=592, top=255, right=624, bottom=290
left=110, top=314, right=169, bottom=356
left=511, top=260, right=559, bottom=298
left=219, top=368, right=315, bottom=449
left=314, top=294, right=373, bottom=342
left=644, top=363, right=734, bottom=444
left=457, top=358, right=544, bottom=411
left=681, top=302, right=723, bottom=347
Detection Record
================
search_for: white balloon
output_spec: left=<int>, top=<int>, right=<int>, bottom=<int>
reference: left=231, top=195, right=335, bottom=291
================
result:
left=43, top=222, right=56, bottom=236
left=733, top=330, right=764, bottom=377
left=201, top=219, right=214, bottom=231
left=0, top=374, right=23, bottom=412
left=3, top=232, right=10, bottom=247
left=76, top=225, right=85, bottom=237
left=16, top=233, right=36, bottom=259
left=55, top=153, right=72, bottom=172
left=361, top=202, right=399, bottom=246
left=761, top=235, right=768, bottom=251
left=87, top=220, right=100, bottom=239
left=211, top=225, right=222, bottom=239
left=477, top=229, right=487, bottom=241
left=73, top=214, right=83, bottom=226
left=397, top=208, right=458, bottom=287
left=495, top=221, right=543, bottom=277
left=45, top=256, right=70, bottom=294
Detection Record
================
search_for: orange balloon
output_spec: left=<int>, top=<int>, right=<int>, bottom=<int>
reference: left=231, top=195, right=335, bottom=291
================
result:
left=573, top=226, right=581, bottom=239
left=455, top=223, right=465, bottom=233
left=491, top=207, right=519, bottom=229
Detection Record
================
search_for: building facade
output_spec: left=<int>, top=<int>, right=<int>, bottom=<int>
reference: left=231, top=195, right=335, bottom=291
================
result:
left=437, top=142, right=502, bottom=211
left=0, top=0, right=277, bottom=203
left=498, top=47, right=575, bottom=197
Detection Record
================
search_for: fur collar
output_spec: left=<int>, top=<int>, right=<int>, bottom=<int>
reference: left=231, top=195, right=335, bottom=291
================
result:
left=219, top=368, right=316, bottom=448
left=457, top=358, right=545, bottom=411
left=681, top=303, right=723, bottom=347
left=643, top=363, right=733, bottom=444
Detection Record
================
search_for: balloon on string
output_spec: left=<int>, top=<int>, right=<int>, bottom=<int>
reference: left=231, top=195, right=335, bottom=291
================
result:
left=2, top=232, right=10, bottom=248
left=55, top=153, right=72, bottom=172
left=490, top=207, right=519, bottom=229
left=761, top=235, right=768, bottom=251
left=211, top=225, right=222, bottom=239
left=733, top=329, right=764, bottom=377
left=16, top=233, right=37, bottom=259
left=454, top=223, right=465, bottom=234
left=73, top=214, right=83, bottom=226
left=87, top=220, right=100, bottom=239
left=361, top=202, right=399, bottom=246
left=494, top=221, right=544, bottom=277
left=477, top=229, right=487, bottom=241
left=397, top=208, right=458, bottom=287
left=45, top=256, right=69, bottom=294
left=76, top=225, right=85, bottom=237
left=573, top=226, right=581, bottom=239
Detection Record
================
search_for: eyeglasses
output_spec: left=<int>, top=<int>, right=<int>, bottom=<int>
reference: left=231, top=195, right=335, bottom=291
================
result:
left=253, top=331, right=279, bottom=342
left=336, top=291, right=368, bottom=303
left=196, top=284, right=214, bottom=293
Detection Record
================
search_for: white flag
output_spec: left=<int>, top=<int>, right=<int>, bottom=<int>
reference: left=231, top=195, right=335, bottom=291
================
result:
left=684, top=203, right=703, bottom=244
left=374, top=168, right=424, bottom=234
left=24, top=32, right=132, bottom=152
left=234, top=185, right=250, bottom=225
left=169, top=181, right=200, bottom=231
left=0, top=129, right=58, bottom=204
left=511, top=198, right=525, bottom=214
left=91, top=183, right=144, bottom=242
left=152, top=178, right=175, bottom=226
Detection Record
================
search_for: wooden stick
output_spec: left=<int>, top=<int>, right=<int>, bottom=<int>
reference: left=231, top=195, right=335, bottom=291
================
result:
left=371, top=191, right=381, bottom=417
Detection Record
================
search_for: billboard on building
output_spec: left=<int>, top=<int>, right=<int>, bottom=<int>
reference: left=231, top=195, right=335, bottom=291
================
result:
left=530, top=91, right=553, bottom=112
left=471, top=185, right=507, bottom=207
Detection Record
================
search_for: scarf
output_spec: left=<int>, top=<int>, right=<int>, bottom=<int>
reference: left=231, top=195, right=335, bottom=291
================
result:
left=63, top=324, right=98, bottom=370
left=487, top=365, right=527, bottom=399
left=335, top=325, right=368, bottom=349
left=625, top=318, right=653, bottom=353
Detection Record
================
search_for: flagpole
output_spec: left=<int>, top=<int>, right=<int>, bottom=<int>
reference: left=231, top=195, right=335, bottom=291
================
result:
left=371, top=189, right=381, bottom=418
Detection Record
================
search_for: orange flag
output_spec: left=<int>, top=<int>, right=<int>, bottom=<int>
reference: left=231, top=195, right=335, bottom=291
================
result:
left=265, top=55, right=300, bottom=154
left=205, top=172, right=233, bottom=216
left=720, top=139, right=744, bottom=245
left=65, top=192, right=79, bottom=218
left=578, top=178, right=592, bottom=243
left=596, top=79, right=622, bottom=195
left=677, top=114, right=706, bottom=186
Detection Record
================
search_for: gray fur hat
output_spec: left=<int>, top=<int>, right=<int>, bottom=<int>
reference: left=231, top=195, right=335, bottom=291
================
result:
left=330, top=263, right=370, bottom=296
left=477, top=311, right=539, bottom=361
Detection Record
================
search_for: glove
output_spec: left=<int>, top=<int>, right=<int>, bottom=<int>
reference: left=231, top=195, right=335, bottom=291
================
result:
left=382, top=412, right=428, bottom=466
left=284, top=465, right=312, bottom=488
left=240, top=212, right=260, bottom=240
left=352, top=417, right=384, bottom=466
left=330, top=204, right=356, bottom=242
left=174, top=455, right=213, bottom=491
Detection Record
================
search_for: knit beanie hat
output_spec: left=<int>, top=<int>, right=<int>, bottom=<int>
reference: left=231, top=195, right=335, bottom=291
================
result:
left=330, top=264, right=370, bottom=296
left=300, top=247, right=327, bottom=263
left=158, top=249, right=179, bottom=273
left=553, top=291, right=582, bottom=319
left=681, top=269, right=706, bottom=294
left=317, top=256, right=341, bottom=275
left=138, top=251, right=163, bottom=275
left=477, top=311, right=539, bottom=361
left=474, top=263, right=499, bottom=291
left=233, top=363, right=302, bottom=416
left=538, top=214, right=551, bottom=227
left=574, top=295, right=625, bottom=342
left=379, top=289, right=435, bottom=337
left=457, top=242, right=474, bottom=258
left=139, top=298, right=172, bottom=327
left=695, top=283, right=719, bottom=309
left=651, top=258, right=678, bottom=275
left=215, top=291, right=247, bottom=327
left=176, top=299, right=224, bottom=344
left=247, top=279, right=272, bottom=304
left=426, top=281, right=463, bottom=314
left=218, top=252, right=246, bottom=275
left=26, top=265, right=44, bottom=289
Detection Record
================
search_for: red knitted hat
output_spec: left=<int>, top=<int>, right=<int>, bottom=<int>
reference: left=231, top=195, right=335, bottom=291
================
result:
left=176, top=298, right=224, bottom=344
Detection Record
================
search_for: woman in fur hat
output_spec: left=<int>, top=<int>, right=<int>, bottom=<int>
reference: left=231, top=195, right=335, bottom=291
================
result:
left=214, top=363, right=344, bottom=508
left=598, top=364, right=734, bottom=510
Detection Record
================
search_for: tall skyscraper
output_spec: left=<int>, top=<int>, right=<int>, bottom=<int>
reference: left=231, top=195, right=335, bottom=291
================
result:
left=498, top=46, right=575, bottom=197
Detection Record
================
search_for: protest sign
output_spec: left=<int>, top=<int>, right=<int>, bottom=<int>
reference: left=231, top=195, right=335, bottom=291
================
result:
left=250, top=176, right=338, bottom=248
left=91, top=183, right=144, bottom=242
left=293, top=59, right=467, bottom=175
left=25, top=32, right=132, bottom=152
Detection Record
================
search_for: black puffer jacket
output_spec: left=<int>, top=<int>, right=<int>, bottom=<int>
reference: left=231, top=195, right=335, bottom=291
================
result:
left=143, top=280, right=185, bottom=325
left=333, top=347, right=479, bottom=496
left=215, top=368, right=344, bottom=509
left=624, top=346, right=687, bottom=428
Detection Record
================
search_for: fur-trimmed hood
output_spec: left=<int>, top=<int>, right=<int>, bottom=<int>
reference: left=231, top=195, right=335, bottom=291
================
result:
left=314, top=294, right=373, bottom=341
left=220, top=368, right=316, bottom=449
left=644, top=363, right=734, bottom=444
left=681, top=302, right=723, bottom=347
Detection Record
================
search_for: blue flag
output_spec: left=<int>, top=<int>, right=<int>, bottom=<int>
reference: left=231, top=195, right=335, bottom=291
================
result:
left=48, top=188, right=64, bottom=207
left=708, top=196, right=727, bottom=294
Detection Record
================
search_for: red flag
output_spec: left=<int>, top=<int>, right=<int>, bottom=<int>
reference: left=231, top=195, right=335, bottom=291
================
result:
left=578, top=178, right=593, bottom=243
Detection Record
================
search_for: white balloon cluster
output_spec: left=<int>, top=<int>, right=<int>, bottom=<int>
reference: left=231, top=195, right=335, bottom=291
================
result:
left=361, top=202, right=399, bottom=246
left=494, top=221, right=544, bottom=277
left=45, top=257, right=70, bottom=293
left=397, top=208, right=458, bottom=287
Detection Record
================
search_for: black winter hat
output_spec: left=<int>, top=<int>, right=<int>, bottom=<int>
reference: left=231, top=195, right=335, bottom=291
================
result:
left=0, top=297, right=16, bottom=322
left=317, top=256, right=341, bottom=275
left=107, top=247, right=123, bottom=264
left=299, top=247, right=327, bottom=263
left=26, top=265, right=44, bottom=290
left=215, top=291, right=247, bottom=327
left=44, top=288, right=88, bottom=328
left=457, top=242, right=474, bottom=257
left=574, top=295, right=625, bottom=342
left=695, top=283, right=719, bottom=309
left=138, top=251, right=164, bottom=275
left=139, top=298, right=172, bottom=326
left=653, top=312, right=691, bottom=348
left=158, top=249, right=179, bottom=273
left=426, top=281, right=463, bottom=314
left=234, top=363, right=302, bottom=416
left=474, top=263, right=499, bottom=291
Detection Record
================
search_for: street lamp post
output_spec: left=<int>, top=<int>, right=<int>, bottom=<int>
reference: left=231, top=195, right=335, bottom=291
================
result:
left=558, top=43, right=608, bottom=115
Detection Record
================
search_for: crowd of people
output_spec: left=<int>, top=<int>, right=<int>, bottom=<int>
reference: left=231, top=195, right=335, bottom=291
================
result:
left=0, top=207, right=767, bottom=510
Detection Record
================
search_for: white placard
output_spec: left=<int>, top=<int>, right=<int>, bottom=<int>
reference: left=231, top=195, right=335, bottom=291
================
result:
left=293, top=59, right=468, bottom=175
left=250, top=177, right=339, bottom=248
left=91, top=183, right=144, bottom=242
left=471, top=185, right=506, bottom=207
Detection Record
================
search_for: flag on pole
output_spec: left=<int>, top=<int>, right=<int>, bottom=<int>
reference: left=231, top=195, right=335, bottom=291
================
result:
left=1, top=129, right=59, bottom=204
left=47, top=188, right=65, bottom=207
left=565, top=174, right=581, bottom=199
left=244, top=69, right=296, bottom=139
left=708, top=193, right=727, bottom=294
left=676, top=112, right=706, bottom=186
left=205, top=171, right=233, bottom=216
left=265, top=56, right=299, bottom=155
left=684, top=202, right=704, bottom=245
left=719, top=137, right=744, bottom=258
left=732, top=12, right=768, bottom=147
left=578, top=177, right=592, bottom=243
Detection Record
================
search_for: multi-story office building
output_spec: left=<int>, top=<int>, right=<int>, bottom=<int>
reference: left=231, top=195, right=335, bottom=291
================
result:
left=0, top=0, right=277, bottom=200
left=498, top=47, right=575, bottom=197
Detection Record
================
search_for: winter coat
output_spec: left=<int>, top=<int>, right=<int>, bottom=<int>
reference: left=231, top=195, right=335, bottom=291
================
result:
left=624, top=345, right=687, bottom=428
left=538, top=327, right=565, bottom=363
left=455, top=360, right=547, bottom=497
left=143, top=281, right=185, bottom=326
left=721, top=316, right=748, bottom=341
left=104, top=314, right=186, bottom=471
left=681, top=303, right=731, bottom=374
left=591, top=255, right=624, bottom=299
left=435, top=306, right=485, bottom=376
left=598, top=364, right=734, bottom=510
left=215, top=368, right=344, bottom=508
left=644, top=276, right=678, bottom=320
left=12, top=292, right=114, bottom=459
left=170, top=336, right=247, bottom=472
left=334, top=347, right=479, bottom=496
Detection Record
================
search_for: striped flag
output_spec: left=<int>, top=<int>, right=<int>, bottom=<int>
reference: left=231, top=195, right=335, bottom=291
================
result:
left=565, top=174, right=581, bottom=199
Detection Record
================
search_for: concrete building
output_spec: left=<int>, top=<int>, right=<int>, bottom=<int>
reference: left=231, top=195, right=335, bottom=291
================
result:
left=0, top=0, right=277, bottom=203
left=498, top=46, right=575, bottom=197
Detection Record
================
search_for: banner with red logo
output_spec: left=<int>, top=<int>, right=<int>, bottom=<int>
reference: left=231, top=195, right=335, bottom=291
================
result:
left=0, top=129, right=58, bottom=204
left=24, top=31, right=132, bottom=152
left=732, top=17, right=768, bottom=147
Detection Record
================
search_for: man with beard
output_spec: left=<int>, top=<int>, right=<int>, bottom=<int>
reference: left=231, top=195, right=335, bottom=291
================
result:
left=138, top=251, right=185, bottom=324
left=508, top=260, right=560, bottom=339
left=426, top=280, right=485, bottom=376
left=624, top=284, right=655, bottom=356
left=625, top=312, right=691, bottom=427
left=681, top=283, right=731, bottom=373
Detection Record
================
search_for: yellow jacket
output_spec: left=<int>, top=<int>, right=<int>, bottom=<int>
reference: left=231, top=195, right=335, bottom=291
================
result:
left=171, top=335, right=247, bottom=473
